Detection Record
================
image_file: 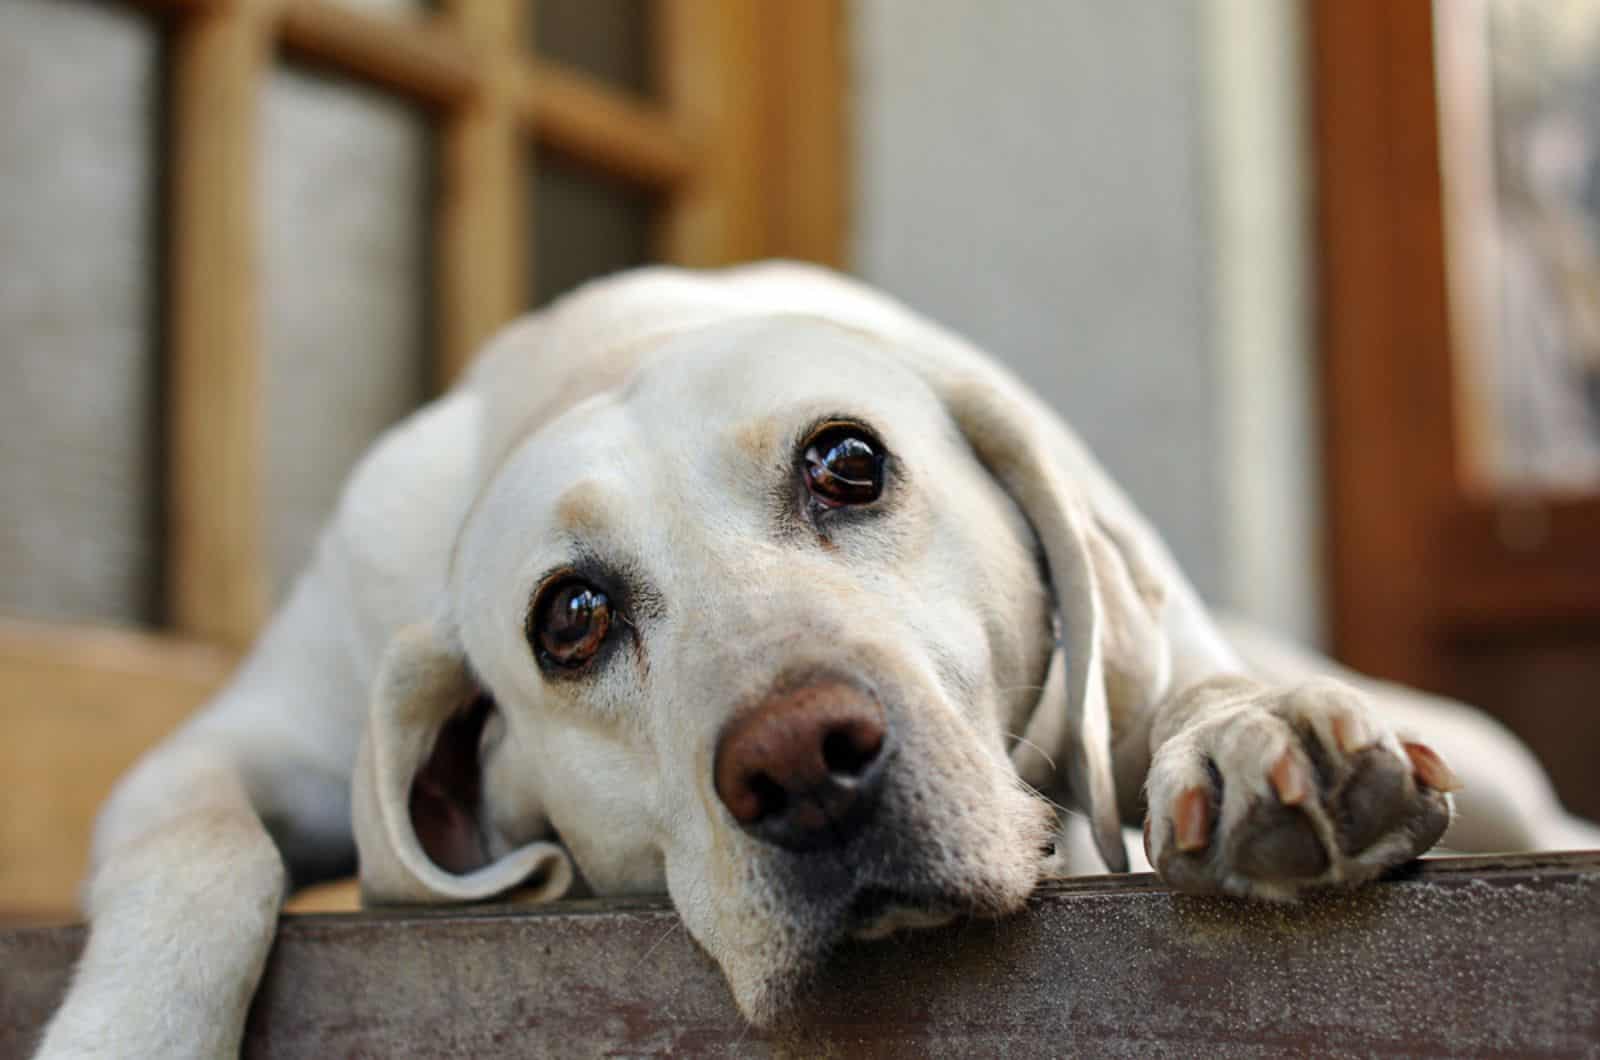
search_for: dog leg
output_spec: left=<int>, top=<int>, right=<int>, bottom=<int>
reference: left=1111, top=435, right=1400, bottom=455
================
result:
left=34, top=743, right=290, bottom=1059
left=1141, top=675, right=1455, bottom=899
left=36, top=587, right=362, bottom=1058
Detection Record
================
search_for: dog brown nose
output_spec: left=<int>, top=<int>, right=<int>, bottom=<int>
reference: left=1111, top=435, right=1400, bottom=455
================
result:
left=713, top=677, right=890, bottom=851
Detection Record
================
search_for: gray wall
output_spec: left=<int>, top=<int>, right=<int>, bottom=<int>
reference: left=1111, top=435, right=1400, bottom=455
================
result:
left=853, top=1, right=1223, bottom=601
left=261, top=69, right=431, bottom=602
left=853, top=0, right=1320, bottom=640
left=0, top=0, right=161, bottom=626
left=0, top=1, right=435, bottom=622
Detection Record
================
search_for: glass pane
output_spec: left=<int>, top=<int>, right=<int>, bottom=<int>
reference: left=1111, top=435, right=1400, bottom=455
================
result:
left=1437, top=0, right=1600, bottom=492
left=530, top=147, right=657, bottom=307
left=0, top=0, right=161, bottom=626
left=328, top=0, right=432, bottom=13
left=262, top=68, right=432, bottom=601
left=531, top=0, right=653, bottom=97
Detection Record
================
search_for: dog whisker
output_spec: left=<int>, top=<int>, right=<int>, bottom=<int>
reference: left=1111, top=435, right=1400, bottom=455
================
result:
left=1004, top=730, right=1058, bottom=773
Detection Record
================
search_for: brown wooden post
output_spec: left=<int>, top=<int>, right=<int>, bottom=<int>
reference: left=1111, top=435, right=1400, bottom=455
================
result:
left=436, top=0, right=528, bottom=387
left=760, top=0, right=848, bottom=268
left=654, top=0, right=766, bottom=265
left=1310, top=0, right=1459, bottom=690
left=166, top=0, right=275, bottom=647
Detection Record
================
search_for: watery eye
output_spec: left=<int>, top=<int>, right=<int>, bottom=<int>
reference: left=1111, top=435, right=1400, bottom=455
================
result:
left=803, top=424, right=886, bottom=507
left=529, top=578, right=613, bottom=670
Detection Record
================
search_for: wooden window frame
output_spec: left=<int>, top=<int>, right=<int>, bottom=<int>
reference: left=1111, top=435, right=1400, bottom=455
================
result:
left=2, top=0, right=846, bottom=916
left=1311, top=0, right=1600, bottom=691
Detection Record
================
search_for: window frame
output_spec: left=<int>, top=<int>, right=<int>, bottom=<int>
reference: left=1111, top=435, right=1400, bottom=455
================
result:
left=1, top=0, right=846, bottom=917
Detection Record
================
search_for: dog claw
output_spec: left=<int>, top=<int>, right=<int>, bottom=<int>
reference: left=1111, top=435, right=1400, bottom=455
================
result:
left=1333, top=713, right=1372, bottom=753
left=1173, top=785, right=1213, bottom=853
left=1404, top=742, right=1461, bottom=793
left=1269, top=749, right=1310, bottom=806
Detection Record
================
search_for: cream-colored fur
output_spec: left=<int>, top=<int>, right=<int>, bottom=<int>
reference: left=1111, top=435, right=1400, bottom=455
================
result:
left=37, top=264, right=1599, bottom=1055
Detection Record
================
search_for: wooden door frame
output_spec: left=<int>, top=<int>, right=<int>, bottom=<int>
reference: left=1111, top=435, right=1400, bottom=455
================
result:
left=1310, top=0, right=1600, bottom=690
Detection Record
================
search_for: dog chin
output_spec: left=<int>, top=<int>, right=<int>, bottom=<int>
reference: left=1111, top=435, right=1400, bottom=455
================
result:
left=724, top=871, right=1041, bottom=1027
left=847, top=888, right=961, bottom=941
left=709, top=779, right=1055, bottom=1024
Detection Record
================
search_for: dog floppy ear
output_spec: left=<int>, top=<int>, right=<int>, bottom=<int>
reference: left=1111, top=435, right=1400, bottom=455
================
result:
left=945, top=381, right=1171, bottom=874
left=353, top=624, right=573, bottom=904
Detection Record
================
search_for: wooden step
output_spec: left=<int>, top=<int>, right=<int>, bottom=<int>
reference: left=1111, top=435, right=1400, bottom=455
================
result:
left=3, top=853, right=1596, bottom=1057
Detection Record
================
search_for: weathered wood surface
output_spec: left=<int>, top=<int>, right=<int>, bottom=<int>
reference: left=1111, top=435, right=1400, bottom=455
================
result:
left=3, top=854, right=1597, bottom=1058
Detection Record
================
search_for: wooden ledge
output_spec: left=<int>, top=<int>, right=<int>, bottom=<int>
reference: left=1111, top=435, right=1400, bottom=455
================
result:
left=3, top=853, right=1596, bottom=1056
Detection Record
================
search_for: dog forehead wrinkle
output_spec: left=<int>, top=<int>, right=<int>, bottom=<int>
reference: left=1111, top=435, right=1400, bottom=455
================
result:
left=555, top=479, right=611, bottom=534
left=728, top=413, right=782, bottom=462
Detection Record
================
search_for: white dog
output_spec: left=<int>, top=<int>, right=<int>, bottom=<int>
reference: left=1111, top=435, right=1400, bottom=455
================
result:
left=38, top=264, right=1599, bottom=1056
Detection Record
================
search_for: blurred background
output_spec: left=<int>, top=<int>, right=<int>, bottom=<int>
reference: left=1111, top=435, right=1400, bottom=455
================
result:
left=2, top=0, right=1597, bottom=920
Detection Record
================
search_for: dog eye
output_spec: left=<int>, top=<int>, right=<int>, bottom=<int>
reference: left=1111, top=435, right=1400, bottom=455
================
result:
left=802, top=424, right=885, bottom=507
left=529, top=578, right=612, bottom=669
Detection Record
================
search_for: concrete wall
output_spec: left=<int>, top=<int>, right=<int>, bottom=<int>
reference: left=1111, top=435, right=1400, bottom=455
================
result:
left=853, top=0, right=1320, bottom=642
left=261, top=68, right=431, bottom=602
left=0, top=0, right=161, bottom=626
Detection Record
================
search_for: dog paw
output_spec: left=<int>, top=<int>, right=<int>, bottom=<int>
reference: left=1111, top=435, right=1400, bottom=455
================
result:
left=1143, top=677, right=1456, bottom=900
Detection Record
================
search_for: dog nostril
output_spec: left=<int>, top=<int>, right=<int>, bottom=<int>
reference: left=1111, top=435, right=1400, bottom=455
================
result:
left=713, top=677, right=890, bottom=848
left=822, top=722, right=883, bottom=777
left=746, top=771, right=789, bottom=820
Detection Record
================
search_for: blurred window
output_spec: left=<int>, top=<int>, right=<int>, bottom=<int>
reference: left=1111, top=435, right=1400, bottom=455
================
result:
left=532, top=0, right=653, bottom=96
left=531, top=146, right=656, bottom=308
left=1438, top=0, right=1600, bottom=492
left=262, top=68, right=433, bottom=599
left=0, top=0, right=162, bottom=626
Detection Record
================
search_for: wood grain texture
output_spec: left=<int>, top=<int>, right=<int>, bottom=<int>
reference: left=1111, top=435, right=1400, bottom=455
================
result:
left=653, top=0, right=848, bottom=268
left=514, top=59, right=693, bottom=190
left=167, top=0, right=273, bottom=646
left=435, top=0, right=526, bottom=387
left=653, top=0, right=766, bottom=265
left=1437, top=496, right=1600, bottom=629
left=758, top=0, right=848, bottom=268
left=1310, top=0, right=1459, bottom=691
left=278, top=1, right=475, bottom=108
left=1311, top=0, right=1600, bottom=818
left=5, top=854, right=1597, bottom=1056
left=1443, top=630, right=1600, bottom=819
left=121, top=0, right=215, bottom=13
left=0, top=621, right=234, bottom=918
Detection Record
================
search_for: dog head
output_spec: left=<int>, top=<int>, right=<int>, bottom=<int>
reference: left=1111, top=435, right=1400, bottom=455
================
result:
left=351, top=267, right=1172, bottom=1022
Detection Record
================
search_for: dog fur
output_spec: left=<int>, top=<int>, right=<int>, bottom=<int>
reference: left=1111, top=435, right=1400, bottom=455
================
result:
left=37, top=264, right=1600, bottom=1056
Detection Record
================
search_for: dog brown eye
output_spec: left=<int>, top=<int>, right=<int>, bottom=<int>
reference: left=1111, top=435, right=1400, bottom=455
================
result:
left=530, top=579, right=612, bottom=669
left=803, top=425, right=884, bottom=507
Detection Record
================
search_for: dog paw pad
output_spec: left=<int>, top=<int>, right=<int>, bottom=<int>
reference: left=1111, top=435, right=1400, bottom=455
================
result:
left=1144, top=680, right=1455, bottom=899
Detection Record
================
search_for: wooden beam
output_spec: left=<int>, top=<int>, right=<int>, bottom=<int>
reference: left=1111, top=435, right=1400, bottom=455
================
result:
left=1310, top=0, right=1460, bottom=690
left=167, top=0, right=274, bottom=647
left=0, top=621, right=234, bottom=918
left=119, top=0, right=216, bottom=14
left=435, top=0, right=527, bottom=387
left=653, top=0, right=766, bottom=265
left=277, top=1, right=477, bottom=108
left=758, top=0, right=848, bottom=267
left=5, top=854, right=1597, bottom=1054
left=1436, top=496, right=1600, bottom=630
left=278, top=3, right=696, bottom=187
left=512, top=60, right=694, bottom=191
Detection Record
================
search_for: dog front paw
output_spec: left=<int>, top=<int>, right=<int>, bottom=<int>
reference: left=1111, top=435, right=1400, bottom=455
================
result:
left=1143, top=677, right=1456, bottom=900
